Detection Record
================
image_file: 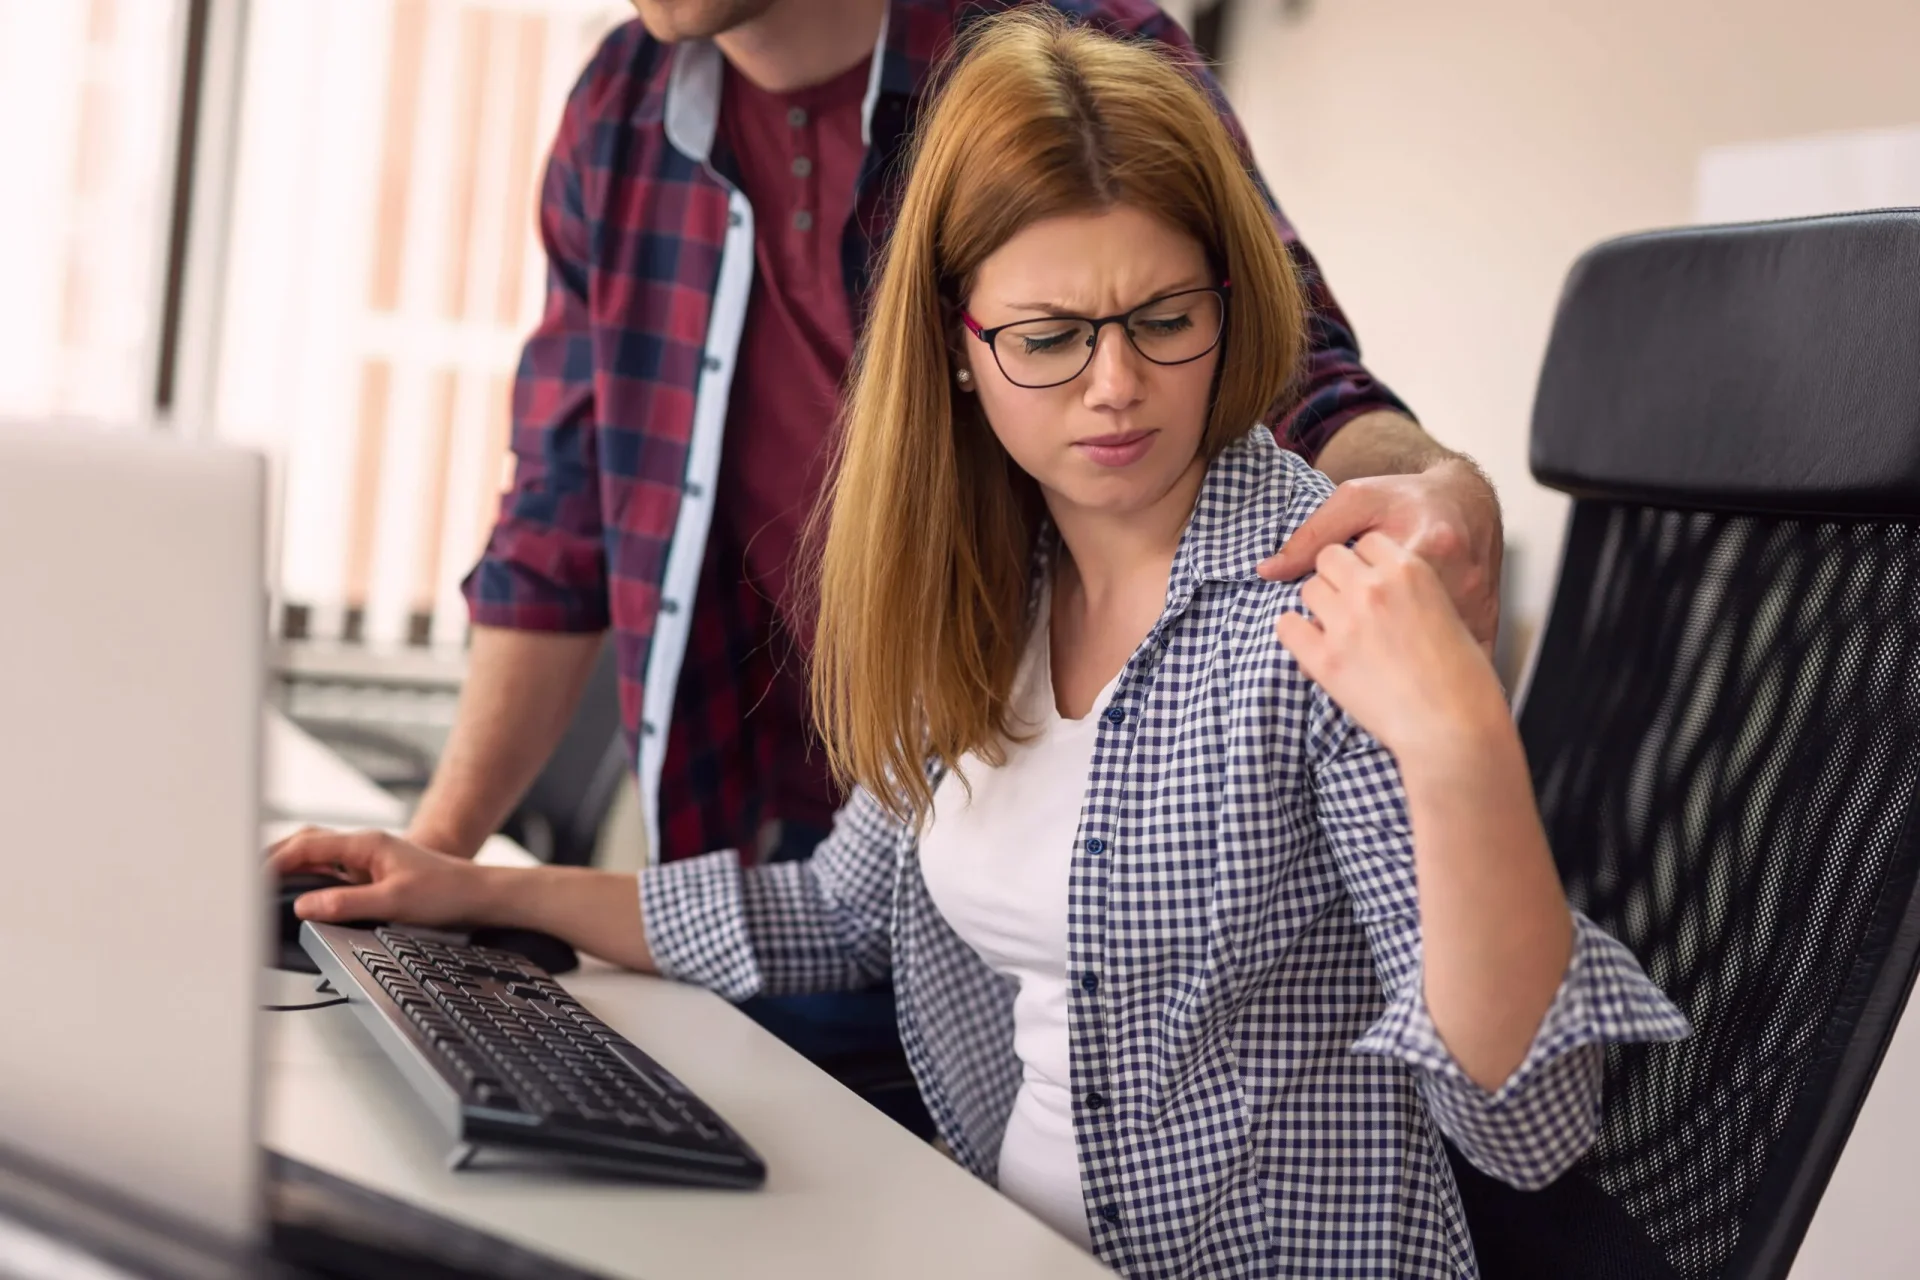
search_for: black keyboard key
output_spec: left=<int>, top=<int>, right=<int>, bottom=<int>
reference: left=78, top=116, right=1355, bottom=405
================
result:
left=472, top=1081, right=518, bottom=1109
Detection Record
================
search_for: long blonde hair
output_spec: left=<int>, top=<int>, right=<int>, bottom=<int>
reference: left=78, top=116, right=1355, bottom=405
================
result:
left=810, top=8, right=1307, bottom=823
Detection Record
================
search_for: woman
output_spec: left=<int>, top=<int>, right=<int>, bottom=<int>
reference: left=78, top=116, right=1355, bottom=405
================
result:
left=274, top=12, right=1685, bottom=1275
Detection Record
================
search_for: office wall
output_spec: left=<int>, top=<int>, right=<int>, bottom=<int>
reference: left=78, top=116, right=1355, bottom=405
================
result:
left=1220, top=0, right=1920, bottom=655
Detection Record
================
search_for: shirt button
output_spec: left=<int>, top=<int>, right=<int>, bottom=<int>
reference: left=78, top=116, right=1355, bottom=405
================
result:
left=1085, top=1091, right=1106, bottom=1110
left=1080, top=972, right=1098, bottom=994
left=727, top=210, right=743, bottom=228
left=791, top=156, right=813, bottom=178
left=792, top=210, right=814, bottom=232
left=660, top=599, right=680, bottom=615
left=685, top=481, right=704, bottom=499
left=1099, top=1205, right=1121, bottom=1226
left=1084, top=837, right=1105, bottom=856
left=641, top=721, right=658, bottom=737
left=1104, top=706, right=1125, bottom=725
left=703, top=355, right=722, bottom=372
left=787, top=106, right=808, bottom=128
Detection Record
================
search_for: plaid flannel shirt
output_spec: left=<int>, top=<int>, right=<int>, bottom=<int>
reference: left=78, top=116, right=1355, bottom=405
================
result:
left=639, top=429, right=1690, bottom=1278
left=461, top=0, right=1413, bottom=864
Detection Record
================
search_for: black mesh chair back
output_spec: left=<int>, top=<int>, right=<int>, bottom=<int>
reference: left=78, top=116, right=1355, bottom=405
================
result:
left=1452, top=210, right=1920, bottom=1280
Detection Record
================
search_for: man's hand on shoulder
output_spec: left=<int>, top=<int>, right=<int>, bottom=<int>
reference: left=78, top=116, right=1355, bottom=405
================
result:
left=1262, top=414, right=1503, bottom=653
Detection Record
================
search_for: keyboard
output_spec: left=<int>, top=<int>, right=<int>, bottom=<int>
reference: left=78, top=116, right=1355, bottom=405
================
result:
left=300, top=922, right=765, bottom=1188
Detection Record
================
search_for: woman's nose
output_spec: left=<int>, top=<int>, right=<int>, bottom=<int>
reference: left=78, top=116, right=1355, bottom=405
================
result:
left=1082, top=324, right=1145, bottom=410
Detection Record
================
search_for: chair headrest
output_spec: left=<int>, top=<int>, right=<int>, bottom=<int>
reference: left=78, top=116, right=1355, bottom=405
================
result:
left=1531, top=209, right=1920, bottom=516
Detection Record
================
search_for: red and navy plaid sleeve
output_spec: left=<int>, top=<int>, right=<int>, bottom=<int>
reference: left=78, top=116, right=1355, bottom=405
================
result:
left=1031, top=0, right=1415, bottom=462
left=460, top=44, right=613, bottom=633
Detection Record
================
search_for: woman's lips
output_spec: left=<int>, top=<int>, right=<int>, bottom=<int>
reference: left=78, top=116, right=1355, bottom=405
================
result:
left=1074, top=429, right=1156, bottom=468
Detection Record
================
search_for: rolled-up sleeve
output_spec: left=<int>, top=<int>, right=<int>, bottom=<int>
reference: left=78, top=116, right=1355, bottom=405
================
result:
left=460, top=51, right=609, bottom=633
left=1353, top=914, right=1690, bottom=1188
left=639, top=785, right=902, bottom=1002
left=1308, top=691, right=1690, bottom=1190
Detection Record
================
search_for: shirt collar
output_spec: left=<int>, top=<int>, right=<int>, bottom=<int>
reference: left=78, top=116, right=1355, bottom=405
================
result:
left=875, top=0, right=959, bottom=102
left=663, top=38, right=724, bottom=162
left=860, top=6, right=890, bottom=146
left=663, top=1, right=923, bottom=164
left=1172, top=427, right=1301, bottom=590
left=1029, top=428, right=1302, bottom=623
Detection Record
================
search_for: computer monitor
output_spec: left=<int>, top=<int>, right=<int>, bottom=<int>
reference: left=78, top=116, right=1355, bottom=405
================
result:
left=0, top=421, right=267, bottom=1248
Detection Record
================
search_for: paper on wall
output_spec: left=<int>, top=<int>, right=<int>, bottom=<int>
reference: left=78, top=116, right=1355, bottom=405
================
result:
left=1694, top=123, right=1920, bottom=223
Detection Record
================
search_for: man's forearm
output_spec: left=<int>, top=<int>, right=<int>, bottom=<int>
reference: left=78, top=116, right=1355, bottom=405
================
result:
left=407, top=626, right=607, bottom=859
left=1312, top=410, right=1459, bottom=483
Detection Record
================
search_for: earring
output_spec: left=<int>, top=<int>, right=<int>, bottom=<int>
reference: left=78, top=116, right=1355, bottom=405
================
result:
left=955, top=369, right=972, bottom=385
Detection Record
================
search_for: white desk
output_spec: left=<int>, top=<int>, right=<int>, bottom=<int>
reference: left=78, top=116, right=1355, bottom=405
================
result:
left=260, top=710, right=1110, bottom=1279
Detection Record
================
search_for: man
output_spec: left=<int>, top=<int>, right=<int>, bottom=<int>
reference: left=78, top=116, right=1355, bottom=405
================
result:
left=311, top=0, right=1502, bottom=1130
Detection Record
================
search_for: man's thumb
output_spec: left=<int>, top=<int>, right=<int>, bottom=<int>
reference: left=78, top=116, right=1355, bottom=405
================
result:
left=1261, top=504, right=1357, bottom=581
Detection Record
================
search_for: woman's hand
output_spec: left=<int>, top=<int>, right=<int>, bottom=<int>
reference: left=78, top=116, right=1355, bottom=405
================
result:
left=1273, top=532, right=1509, bottom=759
left=268, top=827, right=657, bottom=972
left=267, top=827, right=498, bottom=929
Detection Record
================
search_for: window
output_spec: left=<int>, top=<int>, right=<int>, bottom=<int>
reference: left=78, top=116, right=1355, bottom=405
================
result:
left=0, top=0, right=186, bottom=422
left=0, top=0, right=626, bottom=652
left=213, top=0, right=626, bottom=650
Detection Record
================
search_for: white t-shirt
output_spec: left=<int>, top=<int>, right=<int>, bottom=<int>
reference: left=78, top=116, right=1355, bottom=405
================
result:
left=918, top=605, right=1117, bottom=1251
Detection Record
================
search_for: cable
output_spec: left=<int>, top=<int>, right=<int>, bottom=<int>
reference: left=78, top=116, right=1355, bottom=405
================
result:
left=264, top=978, right=346, bottom=1012
left=265, top=997, right=349, bottom=1011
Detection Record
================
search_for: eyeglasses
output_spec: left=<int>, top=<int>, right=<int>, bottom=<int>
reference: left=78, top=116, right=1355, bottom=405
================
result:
left=960, top=283, right=1230, bottom=390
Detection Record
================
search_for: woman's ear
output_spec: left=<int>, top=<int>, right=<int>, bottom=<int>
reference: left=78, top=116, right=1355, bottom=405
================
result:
left=948, top=327, right=978, bottom=394
left=943, top=292, right=979, bottom=393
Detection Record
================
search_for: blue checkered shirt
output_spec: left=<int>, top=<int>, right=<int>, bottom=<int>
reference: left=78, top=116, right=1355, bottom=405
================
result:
left=640, top=428, right=1690, bottom=1277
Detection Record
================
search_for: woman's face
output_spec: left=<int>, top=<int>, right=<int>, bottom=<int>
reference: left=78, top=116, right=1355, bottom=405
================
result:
left=956, top=204, right=1221, bottom=523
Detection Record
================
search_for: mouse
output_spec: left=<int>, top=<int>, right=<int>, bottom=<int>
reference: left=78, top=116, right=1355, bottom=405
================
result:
left=274, top=871, right=379, bottom=973
left=273, top=872, right=579, bottom=975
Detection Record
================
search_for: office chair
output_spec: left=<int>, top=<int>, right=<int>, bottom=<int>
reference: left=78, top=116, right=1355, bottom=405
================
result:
left=1450, top=210, right=1920, bottom=1280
